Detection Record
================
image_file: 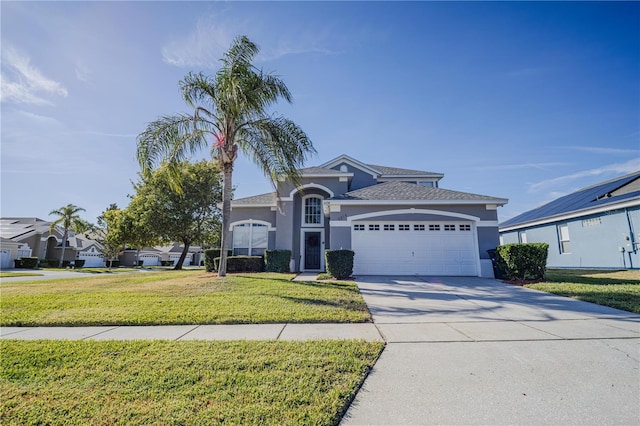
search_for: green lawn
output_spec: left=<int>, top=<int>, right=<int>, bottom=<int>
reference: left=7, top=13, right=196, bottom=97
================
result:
left=1, top=339, right=384, bottom=425
left=527, top=269, right=640, bottom=313
left=0, top=272, right=43, bottom=278
left=0, top=271, right=371, bottom=326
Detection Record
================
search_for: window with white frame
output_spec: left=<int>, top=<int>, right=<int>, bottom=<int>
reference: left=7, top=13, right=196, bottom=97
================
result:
left=429, top=224, right=440, bottom=231
left=232, top=223, right=268, bottom=256
left=459, top=224, right=471, bottom=231
left=384, top=224, right=395, bottom=231
left=303, top=196, right=323, bottom=226
left=369, top=224, right=380, bottom=231
left=444, top=224, right=456, bottom=231
left=414, top=224, right=425, bottom=231
left=399, top=224, right=410, bottom=231
left=417, top=181, right=435, bottom=187
left=558, top=224, right=571, bottom=254
left=353, top=224, right=365, bottom=231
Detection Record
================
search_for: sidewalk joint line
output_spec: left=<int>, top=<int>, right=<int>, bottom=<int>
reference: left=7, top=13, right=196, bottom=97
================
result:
left=175, top=325, right=201, bottom=341
left=276, top=324, right=287, bottom=340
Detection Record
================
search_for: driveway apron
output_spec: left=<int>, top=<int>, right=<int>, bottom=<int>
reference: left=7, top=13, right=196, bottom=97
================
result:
left=342, top=276, right=640, bottom=425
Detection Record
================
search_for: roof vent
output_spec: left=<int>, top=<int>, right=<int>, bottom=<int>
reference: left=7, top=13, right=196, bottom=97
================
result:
left=340, top=164, right=348, bottom=172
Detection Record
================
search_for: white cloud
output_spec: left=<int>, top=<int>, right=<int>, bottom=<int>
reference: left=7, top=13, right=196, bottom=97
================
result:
left=0, top=46, right=68, bottom=105
left=75, top=59, right=90, bottom=82
left=528, top=159, right=640, bottom=193
left=162, top=14, right=337, bottom=68
left=472, top=162, right=569, bottom=171
left=560, top=145, right=638, bottom=155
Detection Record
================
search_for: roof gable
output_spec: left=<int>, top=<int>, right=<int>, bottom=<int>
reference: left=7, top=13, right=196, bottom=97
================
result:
left=500, top=171, right=640, bottom=229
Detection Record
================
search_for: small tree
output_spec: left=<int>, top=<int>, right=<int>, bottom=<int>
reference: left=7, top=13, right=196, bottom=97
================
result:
left=89, top=204, right=126, bottom=268
left=49, top=204, right=89, bottom=267
left=127, top=160, right=222, bottom=270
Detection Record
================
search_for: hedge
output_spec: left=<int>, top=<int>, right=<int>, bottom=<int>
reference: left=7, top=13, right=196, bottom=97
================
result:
left=14, top=257, right=39, bottom=269
left=213, top=256, right=264, bottom=273
left=325, top=250, right=354, bottom=280
left=495, top=243, right=548, bottom=281
left=62, top=260, right=86, bottom=268
left=204, top=249, right=233, bottom=272
left=264, top=250, right=291, bottom=273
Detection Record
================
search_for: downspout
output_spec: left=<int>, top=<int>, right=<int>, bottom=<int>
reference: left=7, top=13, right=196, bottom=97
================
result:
left=625, top=208, right=636, bottom=269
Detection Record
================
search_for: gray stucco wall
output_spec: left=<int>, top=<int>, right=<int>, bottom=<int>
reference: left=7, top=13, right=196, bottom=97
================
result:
left=499, top=206, right=640, bottom=269
left=277, top=176, right=348, bottom=199
left=329, top=162, right=377, bottom=191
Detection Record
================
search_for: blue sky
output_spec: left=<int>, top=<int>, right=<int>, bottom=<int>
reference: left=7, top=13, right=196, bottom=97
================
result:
left=2, top=1, right=638, bottom=224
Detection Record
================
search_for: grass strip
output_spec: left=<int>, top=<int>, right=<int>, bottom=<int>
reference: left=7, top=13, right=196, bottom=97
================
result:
left=1, top=339, right=383, bottom=425
left=1, top=271, right=371, bottom=326
left=0, top=272, right=43, bottom=278
left=527, top=269, right=640, bottom=313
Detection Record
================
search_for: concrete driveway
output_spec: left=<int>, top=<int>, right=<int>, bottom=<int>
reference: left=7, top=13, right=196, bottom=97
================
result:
left=342, top=276, right=640, bottom=425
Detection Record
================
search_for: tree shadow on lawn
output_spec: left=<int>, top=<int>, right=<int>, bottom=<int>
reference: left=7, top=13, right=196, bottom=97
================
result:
left=277, top=295, right=371, bottom=318
left=545, top=274, right=639, bottom=286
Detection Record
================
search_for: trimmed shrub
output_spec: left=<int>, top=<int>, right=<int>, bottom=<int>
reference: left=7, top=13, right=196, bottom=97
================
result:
left=106, top=260, right=121, bottom=268
left=495, top=243, right=548, bottom=281
left=204, top=249, right=233, bottom=272
left=213, top=256, right=264, bottom=273
left=325, top=250, right=354, bottom=280
left=74, top=259, right=86, bottom=268
left=15, top=257, right=39, bottom=269
left=264, top=250, right=291, bottom=273
left=160, top=260, right=174, bottom=267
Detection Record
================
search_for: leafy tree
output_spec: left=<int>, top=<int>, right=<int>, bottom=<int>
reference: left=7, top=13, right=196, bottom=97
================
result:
left=127, top=160, right=222, bottom=270
left=49, top=204, right=90, bottom=267
left=137, top=35, right=315, bottom=276
left=90, top=204, right=126, bottom=268
left=119, top=206, right=160, bottom=267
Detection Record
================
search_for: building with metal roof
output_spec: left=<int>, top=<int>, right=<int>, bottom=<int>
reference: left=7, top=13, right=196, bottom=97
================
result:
left=499, top=171, right=640, bottom=269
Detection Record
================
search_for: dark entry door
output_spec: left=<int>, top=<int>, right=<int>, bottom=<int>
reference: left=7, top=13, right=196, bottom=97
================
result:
left=304, top=232, right=321, bottom=269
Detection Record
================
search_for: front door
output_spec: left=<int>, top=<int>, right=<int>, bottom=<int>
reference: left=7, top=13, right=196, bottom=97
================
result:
left=304, top=231, right=321, bottom=270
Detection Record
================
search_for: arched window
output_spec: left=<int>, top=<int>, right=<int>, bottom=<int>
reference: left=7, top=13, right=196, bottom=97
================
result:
left=232, top=223, right=268, bottom=256
left=302, top=196, right=323, bottom=226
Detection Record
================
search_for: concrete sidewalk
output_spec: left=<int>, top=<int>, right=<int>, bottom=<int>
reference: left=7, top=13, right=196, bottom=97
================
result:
left=1, top=323, right=384, bottom=341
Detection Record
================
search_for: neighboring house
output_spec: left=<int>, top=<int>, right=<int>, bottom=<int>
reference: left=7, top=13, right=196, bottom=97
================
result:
left=0, top=217, right=106, bottom=267
left=229, top=154, right=508, bottom=277
left=499, top=171, right=640, bottom=269
left=120, top=243, right=200, bottom=266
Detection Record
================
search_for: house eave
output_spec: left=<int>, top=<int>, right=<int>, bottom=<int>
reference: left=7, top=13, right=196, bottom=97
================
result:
left=329, top=198, right=508, bottom=206
left=499, top=197, right=640, bottom=232
left=378, top=174, right=444, bottom=179
left=230, top=203, right=277, bottom=208
left=300, top=172, right=354, bottom=178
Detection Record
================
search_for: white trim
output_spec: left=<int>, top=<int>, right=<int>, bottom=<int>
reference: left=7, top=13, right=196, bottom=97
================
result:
left=499, top=197, right=640, bottom=232
left=339, top=177, right=348, bottom=182
left=300, top=228, right=325, bottom=272
left=231, top=203, right=277, bottom=208
left=301, top=194, right=325, bottom=227
left=329, top=204, right=341, bottom=212
left=319, top=155, right=381, bottom=178
left=301, top=172, right=353, bottom=178
left=289, top=183, right=335, bottom=199
left=329, top=208, right=481, bottom=226
left=330, top=199, right=508, bottom=206
left=228, top=219, right=275, bottom=232
left=378, top=174, right=444, bottom=180
left=477, top=220, right=499, bottom=227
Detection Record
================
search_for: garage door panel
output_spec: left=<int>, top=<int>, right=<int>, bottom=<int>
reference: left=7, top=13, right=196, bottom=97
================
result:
left=352, top=221, right=478, bottom=276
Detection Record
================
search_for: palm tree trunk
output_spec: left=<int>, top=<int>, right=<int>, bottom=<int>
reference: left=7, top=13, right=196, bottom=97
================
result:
left=218, top=163, right=233, bottom=277
left=58, top=229, right=68, bottom=268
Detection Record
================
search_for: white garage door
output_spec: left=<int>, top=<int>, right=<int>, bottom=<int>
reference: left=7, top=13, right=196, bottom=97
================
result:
left=352, top=221, right=478, bottom=276
left=169, top=254, right=191, bottom=266
left=140, top=255, right=160, bottom=266
left=78, top=252, right=105, bottom=268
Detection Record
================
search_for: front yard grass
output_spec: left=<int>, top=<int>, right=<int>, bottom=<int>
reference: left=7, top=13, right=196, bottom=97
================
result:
left=0, top=272, right=43, bottom=278
left=527, top=269, right=640, bottom=313
left=1, top=339, right=384, bottom=425
left=0, top=271, right=371, bottom=326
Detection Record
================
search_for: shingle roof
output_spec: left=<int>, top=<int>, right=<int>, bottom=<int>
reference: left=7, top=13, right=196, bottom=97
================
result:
left=500, top=171, right=640, bottom=229
left=231, top=192, right=277, bottom=206
left=367, top=164, right=443, bottom=176
left=299, top=167, right=346, bottom=175
left=331, top=181, right=505, bottom=202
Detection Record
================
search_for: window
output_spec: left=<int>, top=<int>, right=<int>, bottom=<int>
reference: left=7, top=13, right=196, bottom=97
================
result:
left=558, top=224, right=571, bottom=254
left=444, top=224, right=456, bottom=231
left=518, top=231, right=527, bottom=243
left=353, top=224, right=365, bottom=231
left=303, top=196, right=323, bottom=225
left=459, top=224, right=471, bottom=231
left=582, top=217, right=601, bottom=227
left=429, top=224, right=440, bottom=231
left=417, top=181, right=435, bottom=187
left=369, top=224, right=380, bottom=231
left=399, top=224, right=410, bottom=231
left=414, top=224, right=425, bottom=231
left=384, top=224, right=395, bottom=231
left=233, top=223, right=268, bottom=256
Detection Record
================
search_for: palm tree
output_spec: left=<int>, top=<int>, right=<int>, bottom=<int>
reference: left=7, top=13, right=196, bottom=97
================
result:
left=137, top=35, right=315, bottom=276
left=49, top=204, right=89, bottom=267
